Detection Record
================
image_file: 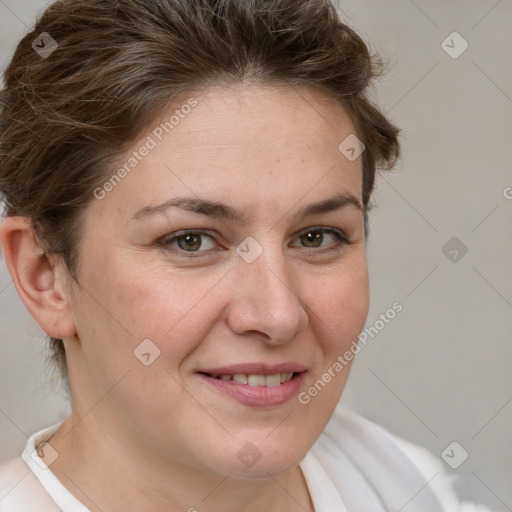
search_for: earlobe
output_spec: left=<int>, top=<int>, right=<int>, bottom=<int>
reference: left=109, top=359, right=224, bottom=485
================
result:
left=0, top=216, right=76, bottom=339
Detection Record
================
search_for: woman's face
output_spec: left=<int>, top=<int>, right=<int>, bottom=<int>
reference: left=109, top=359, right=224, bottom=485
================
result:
left=64, top=83, right=369, bottom=478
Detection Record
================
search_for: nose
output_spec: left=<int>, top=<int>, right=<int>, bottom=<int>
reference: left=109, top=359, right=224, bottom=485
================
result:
left=226, top=248, right=309, bottom=345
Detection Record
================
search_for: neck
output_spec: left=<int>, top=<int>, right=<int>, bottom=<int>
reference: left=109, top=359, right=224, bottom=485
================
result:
left=44, top=414, right=314, bottom=512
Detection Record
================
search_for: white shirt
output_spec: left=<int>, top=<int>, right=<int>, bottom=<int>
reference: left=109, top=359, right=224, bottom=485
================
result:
left=0, top=403, right=491, bottom=511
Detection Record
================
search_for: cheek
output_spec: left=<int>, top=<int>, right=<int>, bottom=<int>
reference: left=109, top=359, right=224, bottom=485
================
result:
left=104, top=266, right=228, bottom=360
left=308, top=257, right=369, bottom=346
left=73, top=239, right=368, bottom=371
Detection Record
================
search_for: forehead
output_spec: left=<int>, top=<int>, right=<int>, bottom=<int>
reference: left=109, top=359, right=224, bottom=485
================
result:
left=90, top=83, right=363, bottom=222
left=170, top=82, right=357, bottom=150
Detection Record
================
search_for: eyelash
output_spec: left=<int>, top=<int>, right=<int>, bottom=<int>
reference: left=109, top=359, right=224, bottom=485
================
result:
left=158, top=227, right=353, bottom=258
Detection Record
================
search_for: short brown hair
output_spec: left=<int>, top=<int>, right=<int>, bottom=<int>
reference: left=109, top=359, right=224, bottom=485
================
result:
left=0, top=0, right=400, bottom=379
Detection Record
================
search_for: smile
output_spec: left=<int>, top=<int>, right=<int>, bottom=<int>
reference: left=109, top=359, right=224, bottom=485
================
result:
left=206, top=372, right=295, bottom=386
left=197, top=371, right=307, bottom=407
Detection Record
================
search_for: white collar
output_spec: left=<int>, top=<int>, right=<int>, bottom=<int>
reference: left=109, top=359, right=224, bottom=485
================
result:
left=22, top=422, right=344, bottom=511
left=299, top=450, right=348, bottom=511
left=21, top=422, right=91, bottom=512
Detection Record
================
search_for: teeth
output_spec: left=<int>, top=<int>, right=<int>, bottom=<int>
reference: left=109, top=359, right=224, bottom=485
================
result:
left=214, top=373, right=295, bottom=386
left=265, top=374, right=281, bottom=387
left=248, top=375, right=266, bottom=387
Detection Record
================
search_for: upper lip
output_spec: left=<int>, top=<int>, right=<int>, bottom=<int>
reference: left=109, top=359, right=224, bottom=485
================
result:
left=197, top=362, right=307, bottom=376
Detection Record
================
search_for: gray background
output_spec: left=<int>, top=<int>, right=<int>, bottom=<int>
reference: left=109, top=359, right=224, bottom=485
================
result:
left=1, top=0, right=511, bottom=510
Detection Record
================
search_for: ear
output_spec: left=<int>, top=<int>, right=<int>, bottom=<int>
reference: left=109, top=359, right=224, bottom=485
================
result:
left=0, top=216, right=76, bottom=339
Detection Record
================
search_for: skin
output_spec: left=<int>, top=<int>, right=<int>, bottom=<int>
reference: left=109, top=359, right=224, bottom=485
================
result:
left=0, top=83, right=369, bottom=512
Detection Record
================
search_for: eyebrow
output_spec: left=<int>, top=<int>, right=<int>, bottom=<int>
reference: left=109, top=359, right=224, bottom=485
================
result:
left=131, top=192, right=364, bottom=223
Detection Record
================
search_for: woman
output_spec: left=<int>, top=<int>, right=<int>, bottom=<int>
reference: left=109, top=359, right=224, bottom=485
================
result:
left=0, top=0, right=492, bottom=510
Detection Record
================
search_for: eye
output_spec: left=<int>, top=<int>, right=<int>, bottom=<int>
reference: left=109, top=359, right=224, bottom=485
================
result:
left=159, top=230, right=217, bottom=254
left=291, top=227, right=352, bottom=251
left=158, top=226, right=353, bottom=258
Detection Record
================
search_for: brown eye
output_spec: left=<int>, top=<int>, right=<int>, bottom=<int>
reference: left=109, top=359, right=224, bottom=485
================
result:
left=176, top=234, right=202, bottom=251
left=293, top=228, right=351, bottom=251
left=161, top=230, right=216, bottom=253
left=300, top=231, right=324, bottom=248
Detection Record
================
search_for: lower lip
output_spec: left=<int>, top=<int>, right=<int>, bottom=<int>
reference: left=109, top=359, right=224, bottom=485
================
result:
left=197, top=372, right=306, bottom=407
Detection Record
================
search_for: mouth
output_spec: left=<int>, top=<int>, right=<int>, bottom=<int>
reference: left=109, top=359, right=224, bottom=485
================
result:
left=196, top=369, right=307, bottom=407
left=198, top=371, right=300, bottom=386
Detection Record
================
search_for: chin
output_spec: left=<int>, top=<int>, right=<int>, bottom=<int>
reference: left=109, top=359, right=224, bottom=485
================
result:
left=204, top=440, right=307, bottom=480
left=226, top=460, right=298, bottom=481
